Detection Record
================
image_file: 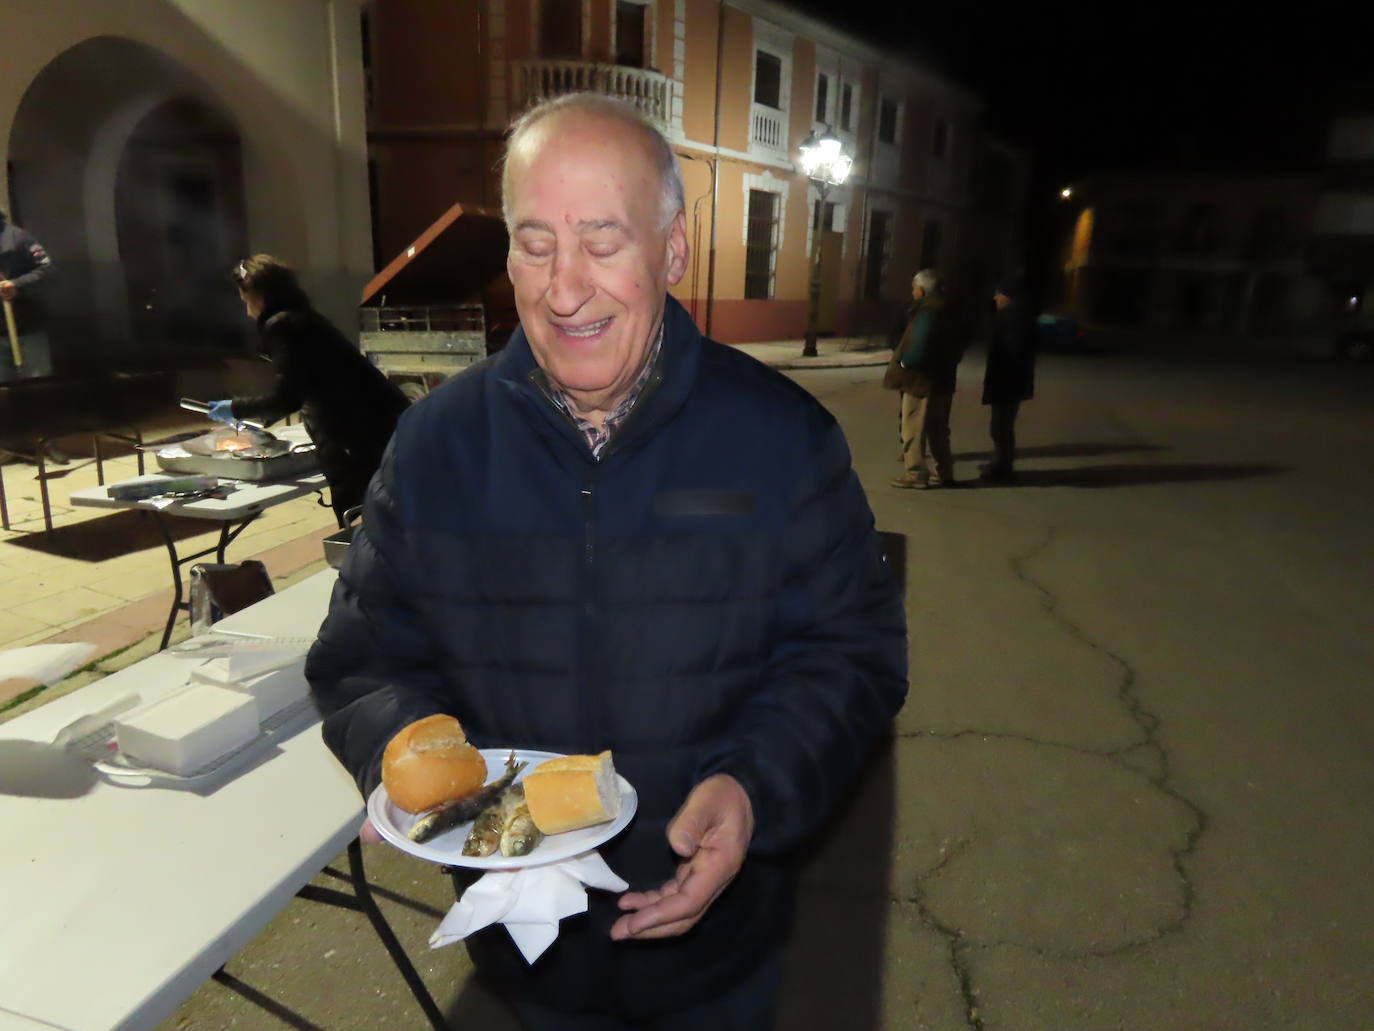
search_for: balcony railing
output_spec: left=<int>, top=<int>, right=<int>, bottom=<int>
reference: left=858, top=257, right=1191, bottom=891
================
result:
left=513, top=60, right=672, bottom=129
left=750, top=103, right=786, bottom=154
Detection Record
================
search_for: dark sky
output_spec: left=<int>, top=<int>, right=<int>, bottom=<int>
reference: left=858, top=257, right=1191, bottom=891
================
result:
left=789, top=0, right=1374, bottom=181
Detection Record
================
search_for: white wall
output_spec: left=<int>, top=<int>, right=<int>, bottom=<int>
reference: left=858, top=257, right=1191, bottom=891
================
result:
left=0, top=0, right=370, bottom=344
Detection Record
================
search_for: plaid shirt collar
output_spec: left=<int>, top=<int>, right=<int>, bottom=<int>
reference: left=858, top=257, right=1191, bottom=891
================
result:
left=548, top=323, right=664, bottom=459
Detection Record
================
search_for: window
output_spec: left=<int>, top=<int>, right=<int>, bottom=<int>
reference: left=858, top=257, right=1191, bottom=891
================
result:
left=541, top=0, right=582, bottom=59
left=754, top=51, right=782, bottom=109
left=813, top=200, right=837, bottom=232
left=1178, top=203, right=1220, bottom=255
left=615, top=2, right=646, bottom=68
left=744, top=190, right=780, bottom=299
left=920, top=218, right=942, bottom=268
left=878, top=97, right=899, bottom=145
left=932, top=118, right=949, bottom=159
left=815, top=73, right=830, bottom=122
left=863, top=209, right=892, bottom=301
left=839, top=82, right=854, bottom=131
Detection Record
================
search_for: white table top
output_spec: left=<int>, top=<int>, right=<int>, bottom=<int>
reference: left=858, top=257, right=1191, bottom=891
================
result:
left=0, top=570, right=361, bottom=1031
left=68, top=472, right=326, bottom=523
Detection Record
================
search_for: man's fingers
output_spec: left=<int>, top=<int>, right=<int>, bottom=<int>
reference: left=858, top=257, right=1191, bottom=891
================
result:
left=613, top=914, right=699, bottom=941
left=617, top=880, right=682, bottom=910
left=611, top=862, right=731, bottom=939
left=359, top=817, right=382, bottom=844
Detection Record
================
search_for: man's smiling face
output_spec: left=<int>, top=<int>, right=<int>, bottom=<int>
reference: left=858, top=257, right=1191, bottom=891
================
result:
left=504, top=110, right=688, bottom=422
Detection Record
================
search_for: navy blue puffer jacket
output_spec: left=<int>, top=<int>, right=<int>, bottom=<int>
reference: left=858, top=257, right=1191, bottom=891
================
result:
left=307, top=297, right=908, bottom=1019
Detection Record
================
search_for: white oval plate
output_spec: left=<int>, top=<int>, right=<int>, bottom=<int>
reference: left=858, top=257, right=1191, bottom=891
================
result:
left=367, top=748, right=638, bottom=869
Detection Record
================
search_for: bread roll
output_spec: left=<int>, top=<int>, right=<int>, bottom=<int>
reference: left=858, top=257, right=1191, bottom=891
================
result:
left=382, top=714, right=488, bottom=813
left=523, top=750, right=621, bottom=834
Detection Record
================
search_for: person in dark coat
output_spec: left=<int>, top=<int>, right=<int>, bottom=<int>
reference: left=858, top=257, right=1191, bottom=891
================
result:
left=305, top=93, right=908, bottom=1030
left=0, top=208, right=57, bottom=382
left=888, top=269, right=964, bottom=489
left=980, top=273, right=1037, bottom=482
left=208, top=255, right=409, bottom=524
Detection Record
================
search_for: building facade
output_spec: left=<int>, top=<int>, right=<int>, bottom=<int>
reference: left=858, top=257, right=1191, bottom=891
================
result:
left=1056, top=174, right=1336, bottom=337
left=365, top=0, right=1027, bottom=343
left=1310, top=116, right=1374, bottom=331
left=0, top=0, right=372, bottom=371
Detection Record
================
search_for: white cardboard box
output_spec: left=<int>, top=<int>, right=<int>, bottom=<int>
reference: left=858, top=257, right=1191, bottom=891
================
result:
left=114, top=683, right=260, bottom=775
left=205, top=658, right=310, bottom=722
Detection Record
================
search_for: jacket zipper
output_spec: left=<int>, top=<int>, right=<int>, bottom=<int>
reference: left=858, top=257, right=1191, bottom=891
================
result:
left=580, top=475, right=599, bottom=750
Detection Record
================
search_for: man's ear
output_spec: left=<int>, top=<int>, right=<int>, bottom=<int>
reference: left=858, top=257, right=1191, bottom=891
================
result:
left=665, top=211, right=690, bottom=287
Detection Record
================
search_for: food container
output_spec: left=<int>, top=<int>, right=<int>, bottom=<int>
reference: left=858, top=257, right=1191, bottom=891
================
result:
left=154, top=427, right=319, bottom=482
left=323, top=505, right=364, bottom=569
left=113, top=683, right=260, bottom=776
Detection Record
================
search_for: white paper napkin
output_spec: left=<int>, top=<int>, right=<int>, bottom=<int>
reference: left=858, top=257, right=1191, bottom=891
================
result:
left=429, top=850, right=629, bottom=963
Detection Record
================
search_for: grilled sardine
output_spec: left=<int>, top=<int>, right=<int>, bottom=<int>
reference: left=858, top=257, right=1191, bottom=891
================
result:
left=408, top=751, right=525, bottom=844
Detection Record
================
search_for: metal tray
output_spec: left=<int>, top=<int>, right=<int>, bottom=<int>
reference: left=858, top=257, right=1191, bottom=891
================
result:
left=155, top=445, right=319, bottom=482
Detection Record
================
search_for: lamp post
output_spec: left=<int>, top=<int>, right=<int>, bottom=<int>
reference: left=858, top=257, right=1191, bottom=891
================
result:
left=797, top=127, right=853, bottom=357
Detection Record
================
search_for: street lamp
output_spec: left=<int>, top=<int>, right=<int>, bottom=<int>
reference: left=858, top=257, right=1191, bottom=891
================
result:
left=798, top=127, right=853, bottom=357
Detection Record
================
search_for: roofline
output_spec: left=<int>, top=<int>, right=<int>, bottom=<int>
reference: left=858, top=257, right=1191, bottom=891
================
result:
left=726, top=0, right=983, bottom=113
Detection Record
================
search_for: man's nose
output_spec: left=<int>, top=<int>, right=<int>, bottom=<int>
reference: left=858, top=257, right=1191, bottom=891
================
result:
left=546, top=250, right=592, bottom=315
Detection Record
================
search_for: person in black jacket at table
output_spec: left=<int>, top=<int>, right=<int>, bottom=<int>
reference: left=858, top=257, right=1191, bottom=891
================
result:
left=208, top=255, right=409, bottom=525
left=305, top=93, right=908, bottom=1030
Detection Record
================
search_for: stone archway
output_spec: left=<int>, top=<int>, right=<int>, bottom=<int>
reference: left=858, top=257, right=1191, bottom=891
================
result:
left=114, top=98, right=247, bottom=352
left=8, top=35, right=249, bottom=367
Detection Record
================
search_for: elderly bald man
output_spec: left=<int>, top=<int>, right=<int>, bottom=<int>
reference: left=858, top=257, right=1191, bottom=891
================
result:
left=307, top=93, right=907, bottom=1030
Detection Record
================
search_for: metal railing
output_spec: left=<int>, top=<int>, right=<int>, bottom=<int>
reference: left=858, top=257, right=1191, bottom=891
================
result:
left=360, top=305, right=485, bottom=334
left=513, top=60, right=672, bottom=128
left=750, top=103, right=786, bottom=153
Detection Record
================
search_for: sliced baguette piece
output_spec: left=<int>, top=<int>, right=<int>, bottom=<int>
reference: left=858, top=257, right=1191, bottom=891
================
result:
left=522, top=750, right=621, bottom=835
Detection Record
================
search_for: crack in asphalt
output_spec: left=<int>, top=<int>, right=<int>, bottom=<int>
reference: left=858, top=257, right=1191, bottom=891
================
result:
left=897, top=524, right=1209, bottom=1018
left=903, top=841, right=986, bottom=1031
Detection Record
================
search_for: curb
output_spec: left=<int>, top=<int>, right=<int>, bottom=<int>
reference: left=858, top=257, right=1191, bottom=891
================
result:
left=764, top=356, right=889, bottom=371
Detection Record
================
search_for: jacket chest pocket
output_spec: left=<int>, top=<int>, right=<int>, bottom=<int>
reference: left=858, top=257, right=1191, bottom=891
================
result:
left=652, top=490, right=756, bottom=519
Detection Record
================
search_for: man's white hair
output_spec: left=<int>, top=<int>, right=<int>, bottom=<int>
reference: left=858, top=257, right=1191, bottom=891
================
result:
left=501, top=93, right=685, bottom=231
left=913, top=269, right=942, bottom=294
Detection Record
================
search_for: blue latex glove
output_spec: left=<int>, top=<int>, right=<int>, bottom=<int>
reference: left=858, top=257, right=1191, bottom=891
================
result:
left=207, top=400, right=236, bottom=425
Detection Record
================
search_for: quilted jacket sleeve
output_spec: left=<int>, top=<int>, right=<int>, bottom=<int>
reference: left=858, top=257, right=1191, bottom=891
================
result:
left=699, top=410, right=908, bottom=855
left=305, top=443, right=450, bottom=799
left=231, top=321, right=307, bottom=426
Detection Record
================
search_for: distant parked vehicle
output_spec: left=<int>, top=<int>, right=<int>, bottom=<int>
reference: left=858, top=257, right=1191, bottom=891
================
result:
left=1333, top=329, right=1374, bottom=361
left=1036, top=314, right=1091, bottom=353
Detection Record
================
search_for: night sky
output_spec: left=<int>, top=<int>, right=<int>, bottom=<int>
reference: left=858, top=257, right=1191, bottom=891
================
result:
left=790, top=0, right=1374, bottom=182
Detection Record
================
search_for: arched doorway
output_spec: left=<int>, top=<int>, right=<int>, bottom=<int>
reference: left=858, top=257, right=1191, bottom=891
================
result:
left=7, top=36, right=249, bottom=370
left=114, top=98, right=246, bottom=352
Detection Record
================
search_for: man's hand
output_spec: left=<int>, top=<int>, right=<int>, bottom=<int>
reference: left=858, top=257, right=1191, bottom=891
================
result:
left=610, top=773, right=754, bottom=941
left=359, top=816, right=382, bottom=843
left=0, top=281, right=15, bottom=301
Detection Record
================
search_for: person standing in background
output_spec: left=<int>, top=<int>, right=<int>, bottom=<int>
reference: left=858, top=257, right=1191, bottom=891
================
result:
left=0, top=208, right=57, bottom=383
left=980, top=274, right=1037, bottom=483
left=889, top=269, right=962, bottom=489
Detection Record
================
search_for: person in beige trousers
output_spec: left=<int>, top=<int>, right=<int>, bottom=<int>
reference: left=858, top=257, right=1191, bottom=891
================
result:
left=887, top=270, right=961, bottom=489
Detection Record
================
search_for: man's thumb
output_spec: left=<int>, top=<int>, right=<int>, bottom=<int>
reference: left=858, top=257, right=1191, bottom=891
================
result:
left=667, top=813, right=702, bottom=858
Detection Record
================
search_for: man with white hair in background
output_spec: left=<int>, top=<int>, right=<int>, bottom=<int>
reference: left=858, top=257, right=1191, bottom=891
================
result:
left=307, top=93, right=907, bottom=1029
left=889, top=268, right=961, bottom=489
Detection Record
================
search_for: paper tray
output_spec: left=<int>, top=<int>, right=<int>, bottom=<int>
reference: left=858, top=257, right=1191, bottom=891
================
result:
left=61, top=697, right=319, bottom=787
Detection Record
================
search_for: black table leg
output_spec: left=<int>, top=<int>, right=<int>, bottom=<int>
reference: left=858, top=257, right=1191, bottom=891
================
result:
left=346, top=839, right=449, bottom=1030
left=36, top=443, right=52, bottom=534
left=155, top=514, right=258, bottom=650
